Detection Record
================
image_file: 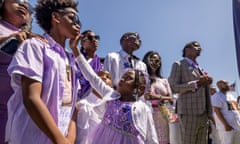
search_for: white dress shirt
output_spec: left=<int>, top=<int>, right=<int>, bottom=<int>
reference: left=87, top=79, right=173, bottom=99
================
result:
left=103, top=49, right=147, bottom=87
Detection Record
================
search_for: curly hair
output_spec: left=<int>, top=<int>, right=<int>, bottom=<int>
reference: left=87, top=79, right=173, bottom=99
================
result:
left=35, top=0, right=78, bottom=33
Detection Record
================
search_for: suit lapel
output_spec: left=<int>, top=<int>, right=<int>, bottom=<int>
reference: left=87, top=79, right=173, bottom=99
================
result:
left=182, top=59, right=200, bottom=78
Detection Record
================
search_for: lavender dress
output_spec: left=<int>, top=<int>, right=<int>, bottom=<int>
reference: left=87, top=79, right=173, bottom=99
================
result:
left=0, top=20, right=20, bottom=144
left=92, top=99, right=144, bottom=144
left=76, top=53, right=159, bottom=144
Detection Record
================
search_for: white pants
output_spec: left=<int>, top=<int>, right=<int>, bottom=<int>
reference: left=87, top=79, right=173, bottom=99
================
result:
left=209, top=121, right=221, bottom=144
left=218, top=129, right=240, bottom=144
left=169, top=121, right=182, bottom=144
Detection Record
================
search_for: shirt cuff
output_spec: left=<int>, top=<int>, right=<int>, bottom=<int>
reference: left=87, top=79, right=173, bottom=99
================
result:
left=194, top=81, right=198, bottom=89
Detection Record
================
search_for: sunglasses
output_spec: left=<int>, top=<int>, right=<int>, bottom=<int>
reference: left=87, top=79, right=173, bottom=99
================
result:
left=125, top=33, right=141, bottom=47
left=83, top=35, right=100, bottom=41
left=190, top=43, right=201, bottom=50
left=15, top=0, right=34, bottom=13
left=57, top=9, right=82, bottom=27
left=192, top=42, right=200, bottom=47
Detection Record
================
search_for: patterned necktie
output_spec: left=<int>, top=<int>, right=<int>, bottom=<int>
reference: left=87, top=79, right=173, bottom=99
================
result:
left=128, top=56, right=133, bottom=68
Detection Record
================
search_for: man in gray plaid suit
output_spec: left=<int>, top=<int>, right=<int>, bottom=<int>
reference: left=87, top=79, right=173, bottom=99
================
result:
left=168, top=41, right=213, bottom=144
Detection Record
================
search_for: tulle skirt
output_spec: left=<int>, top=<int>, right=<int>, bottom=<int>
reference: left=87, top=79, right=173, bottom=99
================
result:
left=92, top=123, right=144, bottom=144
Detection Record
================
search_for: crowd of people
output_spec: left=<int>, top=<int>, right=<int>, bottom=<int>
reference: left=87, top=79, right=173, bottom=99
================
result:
left=1, top=0, right=240, bottom=144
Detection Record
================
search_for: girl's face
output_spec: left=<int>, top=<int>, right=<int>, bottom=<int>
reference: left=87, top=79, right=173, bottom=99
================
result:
left=98, top=71, right=112, bottom=87
left=117, top=70, right=136, bottom=97
left=81, top=32, right=99, bottom=54
left=3, top=0, right=32, bottom=27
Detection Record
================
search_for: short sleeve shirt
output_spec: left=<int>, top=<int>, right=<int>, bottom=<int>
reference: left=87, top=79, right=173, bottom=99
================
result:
left=6, top=34, right=79, bottom=144
left=211, top=92, right=240, bottom=131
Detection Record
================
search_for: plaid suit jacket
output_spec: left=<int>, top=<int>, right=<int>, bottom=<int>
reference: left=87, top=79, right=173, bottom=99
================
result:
left=168, top=59, right=212, bottom=116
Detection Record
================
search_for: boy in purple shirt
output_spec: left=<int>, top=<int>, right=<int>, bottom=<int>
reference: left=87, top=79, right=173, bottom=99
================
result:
left=5, top=0, right=81, bottom=143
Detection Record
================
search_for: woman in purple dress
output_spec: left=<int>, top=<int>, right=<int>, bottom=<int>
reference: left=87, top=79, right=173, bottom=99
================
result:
left=70, top=38, right=158, bottom=144
left=0, top=0, right=32, bottom=143
left=143, top=51, right=173, bottom=144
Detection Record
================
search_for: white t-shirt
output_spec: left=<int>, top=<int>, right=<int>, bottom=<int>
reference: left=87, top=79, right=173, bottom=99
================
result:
left=211, top=92, right=240, bottom=131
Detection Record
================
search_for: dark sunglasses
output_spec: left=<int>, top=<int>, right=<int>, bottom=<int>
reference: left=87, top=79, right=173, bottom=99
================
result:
left=57, top=9, right=82, bottom=27
left=84, top=35, right=100, bottom=41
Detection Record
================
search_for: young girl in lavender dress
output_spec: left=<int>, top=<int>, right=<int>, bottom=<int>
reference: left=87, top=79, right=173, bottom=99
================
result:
left=70, top=39, right=158, bottom=144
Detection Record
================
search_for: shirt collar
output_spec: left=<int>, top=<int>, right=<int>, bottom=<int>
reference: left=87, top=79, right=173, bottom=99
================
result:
left=119, top=49, right=129, bottom=59
left=0, top=19, right=20, bottom=31
left=44, top=33, right=67, bottom=59
left=184, top=57, right=199, bottom=68
left=119, top=49, right=139, bottom=60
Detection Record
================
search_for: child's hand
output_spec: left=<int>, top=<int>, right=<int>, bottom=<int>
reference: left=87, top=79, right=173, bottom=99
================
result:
left=69, top=34, right=82, bottom=50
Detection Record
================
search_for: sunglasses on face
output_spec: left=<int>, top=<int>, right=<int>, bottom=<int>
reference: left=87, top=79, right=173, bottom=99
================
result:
left=57, top=9, right=82, bottom=27
left=83, top=35, right=100, bottom=41
left=191, top=42, right=202, bottom=50
left=125, top=34, right=141, bottom=47
left=192, top=42, right=200, bottom=47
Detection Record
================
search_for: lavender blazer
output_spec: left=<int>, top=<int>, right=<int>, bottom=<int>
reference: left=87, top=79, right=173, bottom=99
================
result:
left=168, top=59, right=212, bottom=116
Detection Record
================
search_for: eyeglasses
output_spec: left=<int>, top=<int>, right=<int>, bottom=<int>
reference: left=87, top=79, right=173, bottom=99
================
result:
left=83, top=35, right=100, bottom=41
left=57, top=9, right=82, bottom=27
left=125, top=33, right=141, bottom=47
left=15, top=0, right=34, bottom=13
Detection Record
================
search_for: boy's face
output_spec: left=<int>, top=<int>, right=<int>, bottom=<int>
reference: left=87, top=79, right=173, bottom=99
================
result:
left=98, top=71, right=112, bottom=87
left=55, top=8, right=81, bottom=39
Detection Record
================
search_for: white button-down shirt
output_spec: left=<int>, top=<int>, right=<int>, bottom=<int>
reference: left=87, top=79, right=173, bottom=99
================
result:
left=103, top=50, right=147, bottom=87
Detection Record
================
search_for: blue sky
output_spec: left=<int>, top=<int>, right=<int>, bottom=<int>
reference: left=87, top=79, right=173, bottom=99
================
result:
left=29, top=0, right=239, bottom=95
